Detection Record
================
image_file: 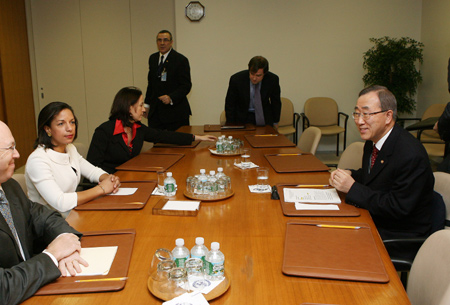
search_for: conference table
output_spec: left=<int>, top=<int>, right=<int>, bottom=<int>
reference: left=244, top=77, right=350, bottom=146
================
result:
left=24, top=125, right=410, bottom=305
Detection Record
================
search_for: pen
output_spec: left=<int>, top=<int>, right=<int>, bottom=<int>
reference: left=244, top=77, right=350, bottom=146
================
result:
left=75, top=277, right=128, bottom=283
left=254, top=134, right=278, bottom=137
left=295, top=184, right=331, bottom=188
left=317, top=224, right=361, bottom=229
left=276, top=153, right=303, bottom=156
left=124, top=202, right=144, bottom=205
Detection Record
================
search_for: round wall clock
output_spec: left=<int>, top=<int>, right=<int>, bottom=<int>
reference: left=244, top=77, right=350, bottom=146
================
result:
left=185, top=1, right=205, bottom=22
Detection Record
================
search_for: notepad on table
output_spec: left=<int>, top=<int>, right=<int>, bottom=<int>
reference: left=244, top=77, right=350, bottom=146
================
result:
left=69, top=246, right=118, bottom=276
left=108, top=188, right=138, bottom=196
left=283, top=188, right=341, bottom=204
left=162, top=200, right=200, bottom=211
left=295, top=203, right=339, bottom=211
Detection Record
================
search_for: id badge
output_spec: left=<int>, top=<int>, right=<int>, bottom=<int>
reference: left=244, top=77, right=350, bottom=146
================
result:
left=161, top=70, right=167, bottom=82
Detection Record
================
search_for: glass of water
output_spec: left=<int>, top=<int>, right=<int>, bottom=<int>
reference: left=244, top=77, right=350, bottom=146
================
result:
left=149, top=248, right=174, bottom=280
left=185, top=258, right=208, bottom=292
left=256, top=167, right=269, bottom=191
left=241, top=148, right=251, bottom=169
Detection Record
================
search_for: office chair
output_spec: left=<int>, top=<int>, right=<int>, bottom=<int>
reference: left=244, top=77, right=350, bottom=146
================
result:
left=277, top=97, right=300, bottom=145
left=337, top=142, right=364, bottom=170
left=301, top=97, right=348, bottom=156
left=407, top=229, right=450, bottom=305
left=297, top=127, right=321, bottom=155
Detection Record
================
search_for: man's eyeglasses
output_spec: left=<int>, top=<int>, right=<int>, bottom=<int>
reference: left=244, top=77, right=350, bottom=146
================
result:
left=352, top=110, right=387, bottom=120
left=0, top=144, right=16, bottom=158
left=157, top=38, right=171, bottom=43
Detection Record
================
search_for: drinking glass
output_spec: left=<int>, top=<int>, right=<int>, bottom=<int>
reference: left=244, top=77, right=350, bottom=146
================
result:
left=157, top=170, right=166, bottom=193
left=149, top=248, right=174, bottom=280
left=185, top=258, right=208, bottom=292
left=159, top=267, right=188, bottom=295
left=256, top=167, right=270, bottom=191
left=241, top=148, right=251, bottom=169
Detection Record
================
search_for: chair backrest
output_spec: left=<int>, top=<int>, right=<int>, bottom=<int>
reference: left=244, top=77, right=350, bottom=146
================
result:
left=422, top=104, right=446, bottom=139
left=304, top=97, right=338, bottom=126
left=298, top=127, right=321, bottom=155
left=407, top=230, right=450, bottom=305
left=337, top=142, right=364, bottom=170
left=73, top=142, right=88, bottom=158
left=279, top=97, right=295, bottom=127
left=434, top=172, right=450, bottom=228
left=220, top=110, right=226, bottom=125
left=12, top=173, right=27, bottom=195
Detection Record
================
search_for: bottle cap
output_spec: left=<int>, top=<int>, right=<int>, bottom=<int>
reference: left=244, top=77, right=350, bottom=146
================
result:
left=176, top=238, right=184, bottom=246
left=200, top=169, right=206, bottom=174
left=209, top=171, right=215, bottom=176
left=217, top=167, right=223, bottom=172
left=195, top=237, right=204, bottom=245
left=211, top=242, right=220, bottom=250
left=167, top=172, right=172, bottom=177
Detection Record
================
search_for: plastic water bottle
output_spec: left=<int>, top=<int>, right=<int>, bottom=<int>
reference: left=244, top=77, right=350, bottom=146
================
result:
left=216, top=137, right=224, bottom=153
left=172, top=238, right=190, bottom=267
left=191, top=237, right=208, bottom=265
left=205, top=242, right=225, bottom=280
left=208, top=170, right=217, bottom=194
left=164, top=172, right=176, bottom=196
left=197, top=169, right=208, bottom=194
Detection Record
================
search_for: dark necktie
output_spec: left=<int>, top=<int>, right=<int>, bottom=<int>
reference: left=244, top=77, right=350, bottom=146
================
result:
left=0, top=190, right=20, bottom=246
left=370, top=146, right=379, bottom=169
left=157, top=55, right=165, bottom=77
left=253, top=84, right=265, bottom=126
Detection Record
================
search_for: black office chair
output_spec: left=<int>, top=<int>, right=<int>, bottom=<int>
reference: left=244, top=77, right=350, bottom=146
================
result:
left=383, top=191, right=446, bottom=288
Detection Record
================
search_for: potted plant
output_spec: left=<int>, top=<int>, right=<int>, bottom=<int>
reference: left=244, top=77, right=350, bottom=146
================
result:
left=362, top=36, right=424, bottom=115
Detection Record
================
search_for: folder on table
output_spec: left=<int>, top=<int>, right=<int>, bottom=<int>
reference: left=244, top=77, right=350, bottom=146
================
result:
left=204, top=124, right=256, bottom=132
left=74, top=182, right=155, bottom=211
left=35, top=229, right=136, bottom=295
left=265, top=154, right=329, bottom=173
left=115, top=153, right=184, bottom=172
left=244, top=134, right=296, bottom=148
left=283, top=221, right=389, bottom=283
left=277, top=184, right=360, bottom=217
left=153, top=140, right=200, bottom=148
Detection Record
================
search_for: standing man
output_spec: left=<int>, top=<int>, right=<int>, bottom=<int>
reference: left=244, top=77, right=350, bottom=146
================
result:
left=144, top=30, right=192, bottom=131
left=0, top=121, right=87, bottom=304
left=329, top=86, right=438, bottom=261
left=225, top=56, right=281, bottom=127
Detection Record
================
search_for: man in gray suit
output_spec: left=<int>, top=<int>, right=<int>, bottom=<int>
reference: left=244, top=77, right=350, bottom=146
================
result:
left=0, top=121, right=87, bottom=304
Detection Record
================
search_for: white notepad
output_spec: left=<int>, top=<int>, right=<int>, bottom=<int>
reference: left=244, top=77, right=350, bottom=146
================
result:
left=70, top=246, right=118, bottom=276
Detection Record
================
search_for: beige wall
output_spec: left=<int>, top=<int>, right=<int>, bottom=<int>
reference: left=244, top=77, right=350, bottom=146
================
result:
left=175, top=0, right=422, bottom=149
left=26, top=0, right=426, bottom=151
left=418, top=0, right=450, bottom=114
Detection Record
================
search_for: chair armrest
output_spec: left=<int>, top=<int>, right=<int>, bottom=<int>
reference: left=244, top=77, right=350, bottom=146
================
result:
left=338, top=112, right=349, bottom=128
left=293, top=112, right=300, bottom=129
left=300, top=113, right=310, bottom=130
left=382, top=237, right=426, bottom=271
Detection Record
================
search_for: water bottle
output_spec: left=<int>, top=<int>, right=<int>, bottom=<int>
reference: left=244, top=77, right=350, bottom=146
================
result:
left=209, top=171, right=217, bottom=192
left=227, top=136, right=234, bottom=153
left=172, top=238, right=190, bottom=267
left=197, top=169, right=208, bottom=194
left=190, top=237, right=208, bottom=265
left=216, top=137, right=224, bottom=153
left=205, top=242, right=225, bottom=280
left=216, top=167, right=225, bottom=179
left=164, top=172, right=176, bottom=196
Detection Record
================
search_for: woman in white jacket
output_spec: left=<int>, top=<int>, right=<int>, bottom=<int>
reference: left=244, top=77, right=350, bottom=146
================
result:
left=25, top=102, right=120, bottom=218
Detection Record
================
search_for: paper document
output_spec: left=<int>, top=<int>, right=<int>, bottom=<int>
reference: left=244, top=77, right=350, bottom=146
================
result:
left=295, top=203, right=339, bottom=210
left=108, top=188, right=137, bottom=196
left=70, top=246, right=118, bottom=276
left=283, top=188, right=341, bottom=204
left=163, top=200, right=200, bottom=211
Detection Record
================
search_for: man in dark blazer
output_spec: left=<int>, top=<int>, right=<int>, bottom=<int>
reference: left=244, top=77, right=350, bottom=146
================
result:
left=0, top=121, right=85, bottom=304
left=144, top=30, right=192, bottom=131
left=330, top=86, right=435, bottom=260
left=225, top=56, right=281, bottom=127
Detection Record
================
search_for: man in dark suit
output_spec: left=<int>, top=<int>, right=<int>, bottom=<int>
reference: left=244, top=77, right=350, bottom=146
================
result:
left=0, top=121, right=87, bottom=304
left=330, top=86, right=435, bottom=260
left=225, top=56, right=281, bottom=127
left=144, top=30, right=192, bottom=131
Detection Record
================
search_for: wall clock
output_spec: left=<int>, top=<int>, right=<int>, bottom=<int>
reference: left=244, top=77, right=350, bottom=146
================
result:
left=185, top=1, right=205, bottom=22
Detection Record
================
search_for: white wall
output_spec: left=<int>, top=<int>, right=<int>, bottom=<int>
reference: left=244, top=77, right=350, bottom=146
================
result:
left=418, top=0, right=450, bottom=114
left=26, top=0, right=424, bottom=151
left=174, top=0, right=422, bottom=149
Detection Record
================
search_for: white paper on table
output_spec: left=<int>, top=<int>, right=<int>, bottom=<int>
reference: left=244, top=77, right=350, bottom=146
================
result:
left=295, top=202, right=339, bottom=210
left=283, top=188, right=341, bottom=204
left=162, top=200, right=200, bottom=211
left=234, top=162, right=259, bottom=169
left=182, top=275, right=224, bottom=294
left=108, top=188, right=137, bottom=196
left=163, top=291, right=209, bottom=305
left=68, top=246, right=118, bottom=276
left=248, top=185, right=271, bottom=193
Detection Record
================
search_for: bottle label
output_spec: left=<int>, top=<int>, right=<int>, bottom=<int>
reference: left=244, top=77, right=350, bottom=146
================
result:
left=165, top=183, right=175, bottom=192
left=174, top=256, right=188, bottom=267
left=206, top=260, right=224, bottom=277
left=216, top=142, right=223, bottom=152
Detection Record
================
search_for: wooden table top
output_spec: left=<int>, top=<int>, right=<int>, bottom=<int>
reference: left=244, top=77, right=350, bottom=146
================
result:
left=23, top=126, right=410, bottom=305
